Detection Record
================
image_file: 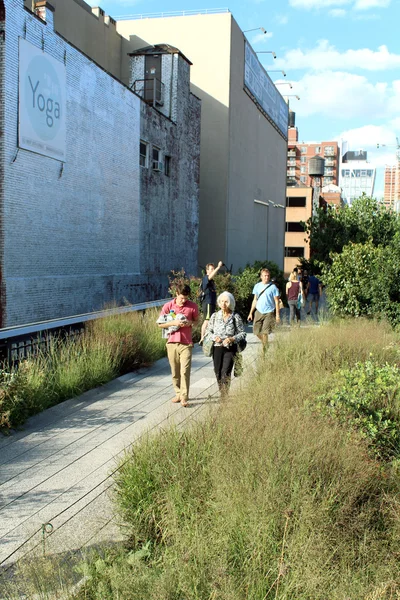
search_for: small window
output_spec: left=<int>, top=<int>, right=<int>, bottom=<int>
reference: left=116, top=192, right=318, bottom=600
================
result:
left=140, top=141, right=148, bottom=168
left=301, top=156, right=307, bottom=163
left=315, top=146, right=321, bottom=153
left=300, top=176, right=307, bottom=183
left=286, top=222, right=305, bottom=232
left=285, top=247, right=305, bottom=258
left=301, top=146, right=307, bottom=154
left=152, top=146, right=161, bottom=171
left=286, top=196, right=307, bottom=207
left=164, top=156, right=171, bottom=176
left=300, top=166, right=306, bottom=174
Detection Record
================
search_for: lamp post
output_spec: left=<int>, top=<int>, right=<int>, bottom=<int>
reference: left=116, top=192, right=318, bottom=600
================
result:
left=243, top=27, right=267, bottom=34
left=267, top=69, right=286, bottom=77
left=283, top=95, right=300, bottom=101
left=275, top=82, right=293, bottom=89
left=256, top=51, right=276, bottom=58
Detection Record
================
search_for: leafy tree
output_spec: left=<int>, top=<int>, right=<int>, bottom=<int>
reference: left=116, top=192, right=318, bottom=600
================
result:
left=304, top=195, right=400, bottom=269
left=322, top=238, right=400, bottom=328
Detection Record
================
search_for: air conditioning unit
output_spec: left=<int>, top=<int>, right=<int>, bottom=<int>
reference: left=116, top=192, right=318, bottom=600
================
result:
left=152, top=160, right=163, bottom=172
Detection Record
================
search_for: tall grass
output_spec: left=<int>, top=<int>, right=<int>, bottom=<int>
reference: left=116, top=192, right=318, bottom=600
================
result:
left=2, top=319, right=400, bottom=599
left=70, top=318, right=400, bottom=600
left=0, top=308, right=167, bottom=431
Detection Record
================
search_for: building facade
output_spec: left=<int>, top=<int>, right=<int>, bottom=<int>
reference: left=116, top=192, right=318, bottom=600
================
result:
left=383, top=164, right=400, bottom=211
left=117, top=11, right=288, bottom=271
left=0, top=1, right=200, bottom=326
left=339, top=149, right=376, bottom=205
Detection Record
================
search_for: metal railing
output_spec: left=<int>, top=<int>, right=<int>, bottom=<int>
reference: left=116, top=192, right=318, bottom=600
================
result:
left=132, top=78, right=164, bottom=107
left=0, top=298, right=170, bottom=366
left=116, top=8, right=230, bottom=20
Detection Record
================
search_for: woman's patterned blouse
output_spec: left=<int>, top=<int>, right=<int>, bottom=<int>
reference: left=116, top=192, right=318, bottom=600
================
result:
left=206, top=311, right=246, bottom=347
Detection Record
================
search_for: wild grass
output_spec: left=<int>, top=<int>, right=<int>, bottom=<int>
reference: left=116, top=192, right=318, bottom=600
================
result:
left=2, top=318, right=400, bottom=599
left=0, top=308, right=167, bottom=431
left=71, top=318, right=400, bottom=600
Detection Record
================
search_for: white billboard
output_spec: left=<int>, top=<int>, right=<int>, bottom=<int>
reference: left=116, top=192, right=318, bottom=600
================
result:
left=244, top=42, right=288, bottom=137
left=19, top=38, right=66, bottom=161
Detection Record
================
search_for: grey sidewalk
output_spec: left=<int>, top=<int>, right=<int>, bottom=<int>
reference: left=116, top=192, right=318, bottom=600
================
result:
left=0, top=330, right=261, bottom=570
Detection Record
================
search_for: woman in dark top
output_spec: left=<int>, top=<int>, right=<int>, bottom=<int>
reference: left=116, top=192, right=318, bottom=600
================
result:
left=286, top=271, right=305, bottom=325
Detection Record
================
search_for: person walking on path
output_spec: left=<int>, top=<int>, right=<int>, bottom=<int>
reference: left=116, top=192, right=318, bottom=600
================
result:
left=206, top=291, right=246, bottom=395
left=157, top=284, right=198, bottom=407
left=307, top=273, right=323, bottom=316
left=247, top=268, right=280, bottom=350
left=200, top=261, right=224, bottom=344
left=286, top=271, right=305, bottom=326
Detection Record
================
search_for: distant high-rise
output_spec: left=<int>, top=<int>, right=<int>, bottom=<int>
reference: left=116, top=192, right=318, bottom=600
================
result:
left=339, top=147, right=376, bottom=205
left=383, top=164, right=400, bottom=210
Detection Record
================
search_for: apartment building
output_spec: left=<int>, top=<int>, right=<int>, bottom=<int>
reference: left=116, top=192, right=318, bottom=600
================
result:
left=383, top=164, right=400, bottom=211
left=339, top=149, right=376, bottom=206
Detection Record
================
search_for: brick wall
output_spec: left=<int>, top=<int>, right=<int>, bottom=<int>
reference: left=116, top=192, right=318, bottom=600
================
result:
left=1, top=1, right=200, bottom=326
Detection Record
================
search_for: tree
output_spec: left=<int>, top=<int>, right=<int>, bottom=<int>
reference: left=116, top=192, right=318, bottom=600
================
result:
left=304, top=195, right=400, bottom=270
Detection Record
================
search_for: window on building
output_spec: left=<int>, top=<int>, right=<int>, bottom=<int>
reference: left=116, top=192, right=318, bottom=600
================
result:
left=301, top=156, right=307, bottom=163
left=315, top=146, right=321, bottom=153
left=286, top=196, right=307, bottom=207
left=324, top=145, right=334, bottom=155
left=286, top=222, right=305, bottom=232
left=300, top=176, right=307, bottom=183
left=300, top=166, right=306, bottom=173
left=164, top=155, right=171, bottom=177
left=301, top=146, right=307, bottom=154
left=140, top=141, right=148, bottom=168
left=285, top=247, right=305, bottom=258
left=152, top=146, right=161, bottom=170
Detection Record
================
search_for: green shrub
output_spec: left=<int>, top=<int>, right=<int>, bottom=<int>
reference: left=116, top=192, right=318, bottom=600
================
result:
left=313, top=360, right=400, bottom=460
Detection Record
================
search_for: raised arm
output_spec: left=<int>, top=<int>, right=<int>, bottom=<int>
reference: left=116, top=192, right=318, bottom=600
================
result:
left=208, top=260, right=224, bottom=280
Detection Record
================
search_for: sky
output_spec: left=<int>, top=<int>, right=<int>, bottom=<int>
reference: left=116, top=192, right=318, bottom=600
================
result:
left=87, top=0, right=400, bottom=198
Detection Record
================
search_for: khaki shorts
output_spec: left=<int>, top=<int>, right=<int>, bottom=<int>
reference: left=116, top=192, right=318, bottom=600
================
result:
left=253, top=310, right=276, bottom=335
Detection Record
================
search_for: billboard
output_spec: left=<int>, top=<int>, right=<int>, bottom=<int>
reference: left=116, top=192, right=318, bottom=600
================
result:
left=244, top=41, right=288, bottom=137
left=19, top=38, right=66, bottom=161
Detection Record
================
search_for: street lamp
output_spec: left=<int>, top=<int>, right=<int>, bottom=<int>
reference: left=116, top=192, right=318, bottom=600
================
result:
left=275, top=82, right=293, bottom=89
left=267, top=69, right=286, bottom=77
left=256, top=51, right=277, bottom=59
left=243, top=27, right=267, bottom=34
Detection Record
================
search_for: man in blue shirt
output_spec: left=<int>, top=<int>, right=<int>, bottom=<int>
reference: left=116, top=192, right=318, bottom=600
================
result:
left=307, top=273, right=322, bottom=316
left=247, top=268, right=280, bottom=349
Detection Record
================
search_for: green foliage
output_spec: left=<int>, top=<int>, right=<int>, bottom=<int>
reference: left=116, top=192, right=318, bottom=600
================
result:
left=168, top=261, right=285, bottom=319
left=305, top=195, right=400, bottom=269
left=322, top=239, right=400, bottom=327
left=74, top=320, right=400, bottom=600
left=314, top=360, right=400, bottom=460
left=0, top=309, right=167, bottom=432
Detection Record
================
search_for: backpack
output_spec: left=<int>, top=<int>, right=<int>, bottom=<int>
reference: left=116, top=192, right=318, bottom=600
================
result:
left=197, top=279, right=206, bottom=303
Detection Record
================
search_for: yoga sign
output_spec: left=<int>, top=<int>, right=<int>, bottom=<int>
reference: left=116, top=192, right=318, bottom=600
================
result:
left=18, top=38, right=66, bottom=161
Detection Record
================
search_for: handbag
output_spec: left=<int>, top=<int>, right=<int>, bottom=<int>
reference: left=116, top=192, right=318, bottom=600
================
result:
left=297, top=283, right=304, bottom=310
left=233, top=314, right=247, bottom=353
left=202, top=332, right=214, bottom=357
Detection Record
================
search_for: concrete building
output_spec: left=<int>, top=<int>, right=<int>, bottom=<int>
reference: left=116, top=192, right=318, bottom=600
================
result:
left=0, top=0, right=200, bottom=326
left=22, top=2, right=288, bottom=273
left=117, top=11, right=288, bottom=271
left=383, top=164, right=400, bottom=211
left=339, top=149, right=376, bottom=206
left=284, top=187, right=312, bottom=275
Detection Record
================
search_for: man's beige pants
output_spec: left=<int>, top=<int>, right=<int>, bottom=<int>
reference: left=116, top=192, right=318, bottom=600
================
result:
left=166, top=343, right=193, bottom=402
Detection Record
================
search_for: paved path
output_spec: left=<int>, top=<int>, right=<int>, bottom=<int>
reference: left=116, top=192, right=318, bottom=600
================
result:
left=0, top=330, right=262, bottom=571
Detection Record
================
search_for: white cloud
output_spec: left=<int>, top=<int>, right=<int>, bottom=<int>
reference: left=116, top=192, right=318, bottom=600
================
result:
left=276, top=40, right=400, bottom=71
left=329, top=8, right=347, bottom=15
left=354, top=0, right=390, bottom=8
left=289, top=71, right=389, bottom=119
left=289, top=0, right=390, bottom=9
left=275, top=14, right=289, bottom=24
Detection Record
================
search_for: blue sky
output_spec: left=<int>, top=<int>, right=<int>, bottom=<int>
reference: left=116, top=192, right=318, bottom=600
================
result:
left=88, top=0, right=400, bottom=197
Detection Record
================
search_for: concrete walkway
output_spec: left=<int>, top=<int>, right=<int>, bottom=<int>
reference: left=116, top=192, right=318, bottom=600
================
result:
left=0, top=329, right=262, bottom=571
